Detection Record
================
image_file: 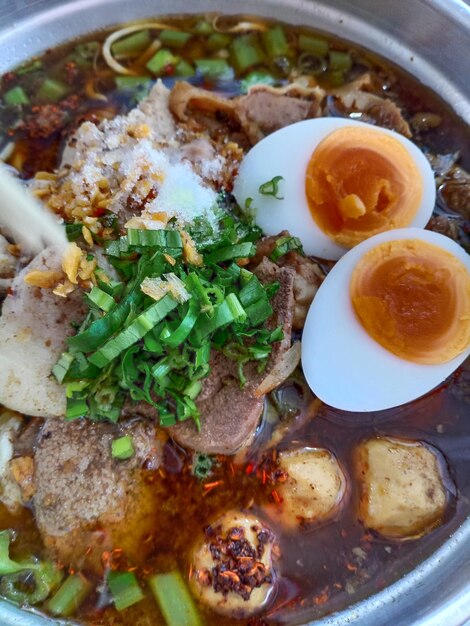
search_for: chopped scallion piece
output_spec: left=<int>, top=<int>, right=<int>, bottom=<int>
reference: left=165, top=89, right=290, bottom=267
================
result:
left=174, top=60, right=195, bottom=77
left=3, top=86, right=30, bottom=106
left=146, top=48, right=179, bottom=75
left=0, top=561, right=63, bottom=605
left=241, top=70, right=276, bottom=93
left=87, top=286, right=115, bottom=312
left=159, top=30, right=192, bottom=48
left=111, top=435, right=135, bottom=460
left=111, top=30, right=151, bottom=56
left=270, top=235, right=304, bottom=261
left=191, top=19, right=213, bottom=35
left=195, top=58, right=233, bottom=80
left=108, top=571, right=144, bottom=611
left=298, top=33, right=329, bottom=56
left=36, top=78, right=70, bottom=103
left=0, top=530, right=38, bottom=576
left=205, top=242, right=255, bottom=264
left=66, top=396, right=88, bottom=420
left=328, top=50, right=352, bottom=72
left=261, top=25, right=289, bottom=58
left=115, top=75, right=153, bottom=93
left=89, top=294, right=178, bottom=368
left=206, top=33, right=232, bottom=51
left=127, top=228, right=183, bottom=249
left=231, top=33, right=266, bottom=74
left=259, top=175, right=284, bottom=199
left=46, top=574, right=91, bottom=617
left=148, top=570, right=202, bottom=626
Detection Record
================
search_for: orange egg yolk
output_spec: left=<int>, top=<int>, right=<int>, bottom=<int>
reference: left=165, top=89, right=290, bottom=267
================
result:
left=305, top=126, right=423, bottom=248
left=350, top=239, right=470, bottom=364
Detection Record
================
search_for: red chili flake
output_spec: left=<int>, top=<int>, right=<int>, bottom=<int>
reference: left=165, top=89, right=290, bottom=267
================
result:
left=245, top=462, right=256, bottom=475
left=165, top=65, right=175, bottom=76
left=229, top=463, right=236, bottom=475
left=262, top=469, right=267, bottom=485
left=346, top=562, right=358, bottom=572
left=271, top=489, right=283, bottom=504
left=313, top=586, right=330, bottom=606
left=203, top=480, right=223, bottom=496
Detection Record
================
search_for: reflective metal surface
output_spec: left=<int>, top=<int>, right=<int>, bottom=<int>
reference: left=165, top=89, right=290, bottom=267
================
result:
left=0, top=1, right=469, bottom=624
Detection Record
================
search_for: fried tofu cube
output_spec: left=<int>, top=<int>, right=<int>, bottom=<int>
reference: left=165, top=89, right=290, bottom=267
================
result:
left=355, top=437, right=449, bottom=539
left=276, top=448, right=346, bottom=527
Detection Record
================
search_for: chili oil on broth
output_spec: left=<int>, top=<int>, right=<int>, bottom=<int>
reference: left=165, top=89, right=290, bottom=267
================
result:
left=0, top=11, right=469, bottom=626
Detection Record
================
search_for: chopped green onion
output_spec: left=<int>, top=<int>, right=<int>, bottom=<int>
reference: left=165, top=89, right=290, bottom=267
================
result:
left=184, top=379, right=202, bottom=400
left=52, top=351, right=75, bottom=384
left=36, top=78, right=70, bottom=103
left=231, top=33, right=266, bottom=74
left=17, top=59, right=43, bottom=75
left=205, top=242, right=255, bottom=264
left=0, top=562, right=63, bottom=605
left=89, top=294, right=178, bottom=368
left=46, top=574, right=91, bottom=617
left=115, top=75, right=153, bottom=98
left=75, top=41, right=100, bottom=62
left=3, top=86, right=30, bottom=106
left=163, top=299, right=200, bottom=348
left=241, top=70, right=276, bottom=93
left=87, top=286, right=115, bottom=312
left=206, top=33, right=232, bottom=51
left=148, top=571, right=202, bottom=626
left=191, top=19, right=213, bottom=35
left=259, top=175, right=284, bottom=199
left=127, top=229, right=182, bottom=249
left=0, top=530, right=38, bottom=576
left=174, top=60, right=195, bottom=77
left=65, top=223, right=84, bottom=242
left=195, top=59, right=233, bottom=80
left=111, top=435, right=135, bottom=460
left=159, top=30, right=192, bottom=48
left=328, top=50, right=352, bottom=72
left=111, top=30, right=151, bottom=56
left=270, top=235, right=304, bottom=261
left=108, top=571, right=144, bottom=611
left=298, top=33, right=329, bottom=56
left=261, top=25, right=289, bottom=58
left=146, top=48, right=179, bottom=75
left=66, top=396, right=88, bottom=420
left=239, top=275, right=273, bottom=326
left=194, top=293, right=246, bottom=339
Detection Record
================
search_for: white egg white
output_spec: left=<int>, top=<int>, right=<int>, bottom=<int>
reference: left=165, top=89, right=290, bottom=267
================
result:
left=301, top=227, right=470, bottom=412
left=233, top=118, right=436, bottom=261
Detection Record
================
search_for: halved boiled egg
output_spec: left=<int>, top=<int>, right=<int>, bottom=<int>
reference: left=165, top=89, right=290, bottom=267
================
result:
left=233, top=118, right=435, bottom=260
left=301, top=228, right=470, bottom=412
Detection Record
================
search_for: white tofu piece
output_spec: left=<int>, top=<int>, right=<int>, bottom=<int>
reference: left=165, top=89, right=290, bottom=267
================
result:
left=355, top=437, right=448, bottom=539
left=275, top=447, right=346, bottom=527
left=190, top=511, right=276, bottom=617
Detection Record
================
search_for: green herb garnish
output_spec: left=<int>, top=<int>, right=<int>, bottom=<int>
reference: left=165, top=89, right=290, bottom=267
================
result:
left=54, top=206, right=281, bottom=429
left=259, top=175, right=284, bottom=199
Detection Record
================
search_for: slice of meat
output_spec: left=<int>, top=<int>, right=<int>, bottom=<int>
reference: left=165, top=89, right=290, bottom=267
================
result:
left=234, top=84, right=324, bottom=144
left=169, top=260, right=295, bottom=455
left=331, top=73, right=412, bottom=137
left=169, top=81, right=325, bottom=146
left=32, top=417, right=162, bottom=572
left=252, top=234, right=325, bottom=329
left=0, top=246, right=86, bottom=417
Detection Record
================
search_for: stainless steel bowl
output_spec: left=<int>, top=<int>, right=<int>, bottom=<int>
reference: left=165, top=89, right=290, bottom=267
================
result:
left=0, top=1, right=469, bottom=624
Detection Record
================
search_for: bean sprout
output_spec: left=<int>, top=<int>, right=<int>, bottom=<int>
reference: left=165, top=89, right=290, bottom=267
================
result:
left=212, top=15, right=268, bottom=33
left=102, top=23, right=176, bottom=75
